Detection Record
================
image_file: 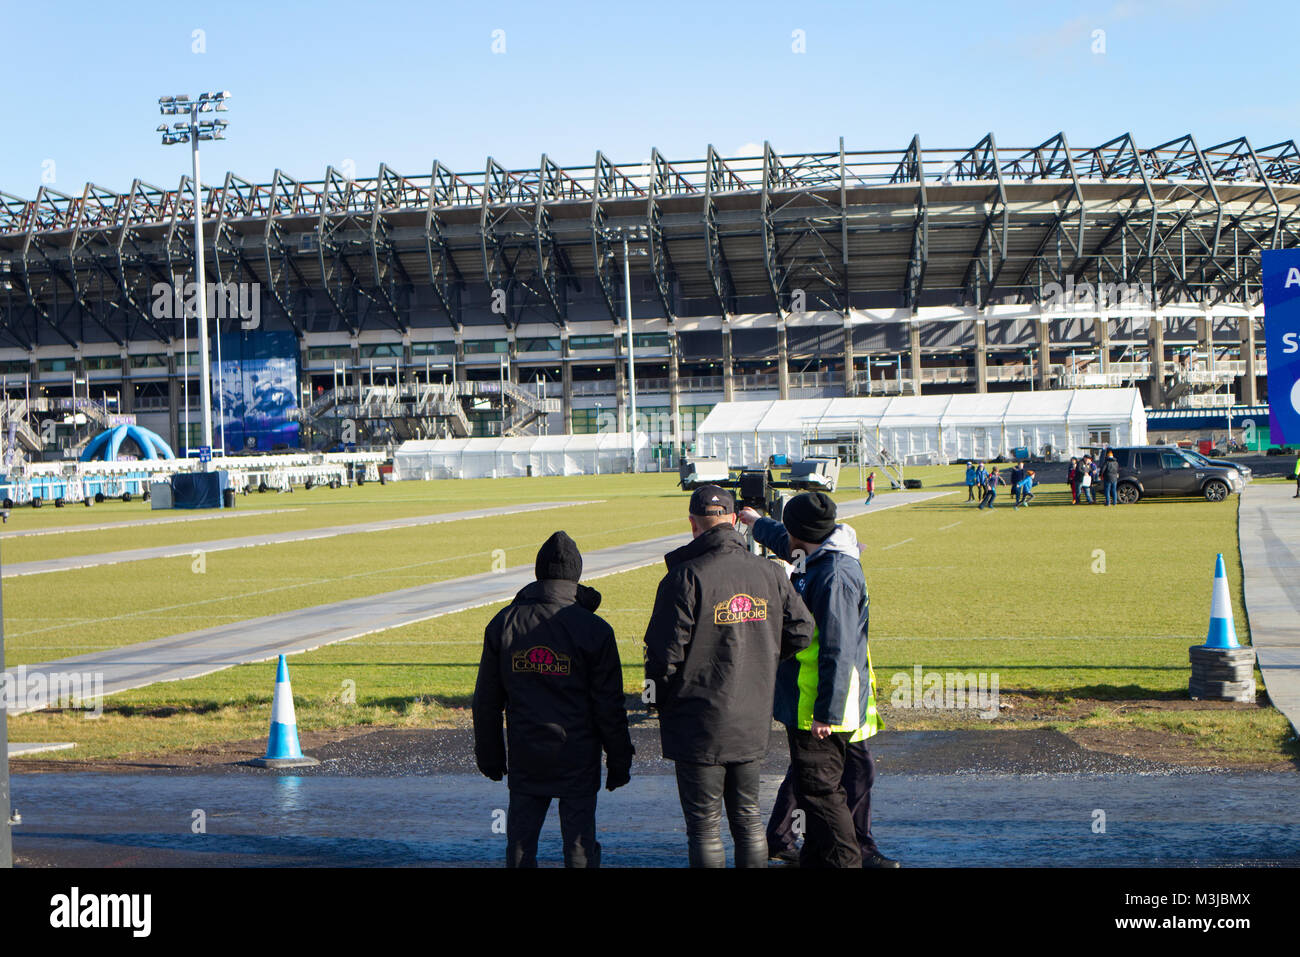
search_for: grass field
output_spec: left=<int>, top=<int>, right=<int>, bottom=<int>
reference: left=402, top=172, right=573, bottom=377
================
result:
left=6, top=468, right=1296, bottom=766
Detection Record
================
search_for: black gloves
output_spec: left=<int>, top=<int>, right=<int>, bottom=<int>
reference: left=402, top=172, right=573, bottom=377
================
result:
left=606, top=764, right=631, bottom=792
left=477, top=760, right=506, bottom=782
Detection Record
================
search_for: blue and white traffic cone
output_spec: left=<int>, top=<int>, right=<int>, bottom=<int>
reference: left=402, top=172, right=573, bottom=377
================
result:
left=1203, top=553, right=1239, bottom=649
left=1188, top=554, right=1255, bottom=702
left=248, top=655, right=320, bottom=768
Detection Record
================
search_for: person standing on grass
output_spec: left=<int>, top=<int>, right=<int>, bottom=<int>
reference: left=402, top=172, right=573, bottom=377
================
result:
left=864, top=471, right=876, bottom=505
left=472, top=531, right=634, bottom=868
left=1013, top=469, right=1036, bottom=509
left=1078, top=456, right=1095, bottom=504
left=978, top=466, right=1004, bottom=510
left=1067, top=457, right=1079, bottom=504
left=965, top=462, right=978, bottom=501
left=1102, top=450, right=1120, bottom=506
left=972, top=462, right=988, bottom=504
left=739, top=492, right=897, bottom=869
left=1009, top=462, right=1026, bottom=506
left=643, top=485, right=814, bottom=868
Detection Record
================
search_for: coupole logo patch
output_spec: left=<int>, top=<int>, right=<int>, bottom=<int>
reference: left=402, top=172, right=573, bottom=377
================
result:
left=512, top=645, right=572, bottom=676
left=714, top=592, right=769, bottom=625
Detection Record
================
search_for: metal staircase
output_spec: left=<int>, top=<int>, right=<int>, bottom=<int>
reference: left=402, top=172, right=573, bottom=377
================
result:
left=800, top=422, right=905, bottom=490
left=1, top=397, right=119, bottom=464
left=855, top=426, right=906, bottom=489
left=295, top=381, right=483, bottom=450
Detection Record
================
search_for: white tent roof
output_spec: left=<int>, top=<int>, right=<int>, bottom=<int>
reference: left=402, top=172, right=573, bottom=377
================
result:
left=396, top=432, right=650, bottom=455
left=697, top=388, right=1144, bottom=434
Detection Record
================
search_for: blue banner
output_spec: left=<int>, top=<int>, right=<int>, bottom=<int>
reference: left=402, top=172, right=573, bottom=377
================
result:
left=215, top=330, right=300, bottom=452
left=1261, top=249, right=1300, bottom=444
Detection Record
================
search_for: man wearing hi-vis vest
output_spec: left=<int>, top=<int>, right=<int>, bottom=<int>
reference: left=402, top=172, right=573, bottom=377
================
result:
left=740, top=492, right=898, bottom=869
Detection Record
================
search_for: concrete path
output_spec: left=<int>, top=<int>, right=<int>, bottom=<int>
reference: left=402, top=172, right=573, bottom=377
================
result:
left=2, top=491, right=945, bottom=713
left=1238, top=483, right=1300, bottom=734
left=1, top=501, right=595, bottom=579
left=7, top=742, right=74, bottom=757
left=0, top=508, right=301, bottom=539
left=11, top=764, right=1299, bottom=867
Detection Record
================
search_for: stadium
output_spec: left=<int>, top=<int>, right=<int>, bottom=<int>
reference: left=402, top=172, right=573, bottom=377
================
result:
left=1, top=131, right=1294, bottom=463
left=2, top=53, right=1300, bottom=901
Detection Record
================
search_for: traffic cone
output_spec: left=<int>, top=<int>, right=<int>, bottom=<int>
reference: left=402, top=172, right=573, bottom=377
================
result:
left=1188, top=553, right=1255, bottom=703
left=1203, top=553, right=1239, bottom=649
left=248, top=655, right=320, bottom=768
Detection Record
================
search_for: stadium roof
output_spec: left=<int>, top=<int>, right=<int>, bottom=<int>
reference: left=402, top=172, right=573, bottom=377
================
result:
left=2, top=133, right=1297, bottom=347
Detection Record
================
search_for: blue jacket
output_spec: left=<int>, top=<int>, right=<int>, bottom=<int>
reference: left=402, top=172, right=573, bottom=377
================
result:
left=751, top=516, right=878, bottom=738
left=1015, top=476, right=1034, bottom=494
left=965, top=465, right=976, bottom=486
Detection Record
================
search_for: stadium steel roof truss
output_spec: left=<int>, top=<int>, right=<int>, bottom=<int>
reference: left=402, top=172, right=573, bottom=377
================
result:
left=479, top=156, right=577, bottom=330
left=424, top=160, right=467, bottom=332
left=894, top=135, right=929, bottom=312
left=262, top=169, right=312, bottom=335
left=2, top=134, right=1299, bottom=349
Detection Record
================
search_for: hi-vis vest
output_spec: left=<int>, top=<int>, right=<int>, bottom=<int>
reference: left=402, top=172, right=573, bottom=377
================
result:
left=791, top=627, right=882, bottom=741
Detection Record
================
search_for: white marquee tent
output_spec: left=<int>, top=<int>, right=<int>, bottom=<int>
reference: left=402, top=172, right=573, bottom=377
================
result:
left=393, top=432, right=651, bottom=480
left=694, top=389, right=1147, bottom=465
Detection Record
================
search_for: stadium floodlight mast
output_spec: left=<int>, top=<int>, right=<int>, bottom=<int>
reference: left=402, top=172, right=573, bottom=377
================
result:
left=611, top=226, right=648, bottom=472
left=157, top=91, right=230, bottom=470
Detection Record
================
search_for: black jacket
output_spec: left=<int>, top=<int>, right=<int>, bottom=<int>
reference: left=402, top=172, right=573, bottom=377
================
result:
left=1103, top=457, right=1120, bottom=481
left=643, top=523, right=815, bottom=764
left=472, top=579, right=633, bottom=798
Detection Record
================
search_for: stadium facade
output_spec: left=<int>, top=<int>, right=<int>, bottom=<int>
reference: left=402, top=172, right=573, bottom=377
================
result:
left=0, top=133, right=1295, bottom=456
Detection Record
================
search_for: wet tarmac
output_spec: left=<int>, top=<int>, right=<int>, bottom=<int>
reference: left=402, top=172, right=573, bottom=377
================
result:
left=10, top=729, right=1300, bottom=867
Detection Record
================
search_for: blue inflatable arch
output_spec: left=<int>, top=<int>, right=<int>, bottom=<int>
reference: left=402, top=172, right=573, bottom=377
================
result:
left=80, top=424, right=176, bottom=462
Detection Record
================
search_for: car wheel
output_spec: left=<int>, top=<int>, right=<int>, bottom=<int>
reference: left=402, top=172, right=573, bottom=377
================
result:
left=1203, top=479, right=1229, bottom=502
left=1117, top=481, right=1141, bottom=504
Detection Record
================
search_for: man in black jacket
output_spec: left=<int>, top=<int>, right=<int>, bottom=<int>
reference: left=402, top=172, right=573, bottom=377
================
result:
left=643, top=485, right=815, bottom=867
left=1102, top=449, right=1120, bottom=506
left=472, top=531, right=633, bottom=868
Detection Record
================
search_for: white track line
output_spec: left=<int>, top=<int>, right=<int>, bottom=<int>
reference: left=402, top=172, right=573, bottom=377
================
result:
left=2, top=500, right=599, bottom=579
left=0, top=507, right=304, bottom=539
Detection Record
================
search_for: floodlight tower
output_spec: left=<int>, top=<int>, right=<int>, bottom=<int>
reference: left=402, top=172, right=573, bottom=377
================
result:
left=610, top=225, right=648, bottom=472
left=157, top=91, right=230, bottom=469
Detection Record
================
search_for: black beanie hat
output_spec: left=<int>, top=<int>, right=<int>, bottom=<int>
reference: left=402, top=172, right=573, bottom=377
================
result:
left=535, top=530, right=583, bottom=582
left=782, top=491, right=838, bottom=544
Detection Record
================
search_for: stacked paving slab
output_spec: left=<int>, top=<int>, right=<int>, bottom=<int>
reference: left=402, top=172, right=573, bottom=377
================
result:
left=1188, top=645, right=1256, bottom=703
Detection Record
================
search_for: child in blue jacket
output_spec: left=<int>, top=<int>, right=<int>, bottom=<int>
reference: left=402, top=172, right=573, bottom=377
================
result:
left=1013, top=470, right=1036, bottom=509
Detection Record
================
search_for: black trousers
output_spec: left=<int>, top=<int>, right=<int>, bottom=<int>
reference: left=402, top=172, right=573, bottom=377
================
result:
left=768, top=730, right=873, bottom=868
left=674, top=759, right=767, bottom=868
left=506, top=791, right=600, bottom=868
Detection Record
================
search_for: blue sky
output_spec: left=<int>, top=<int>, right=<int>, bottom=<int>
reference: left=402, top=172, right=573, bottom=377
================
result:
left=2, top=0, right=1296, bottom=197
